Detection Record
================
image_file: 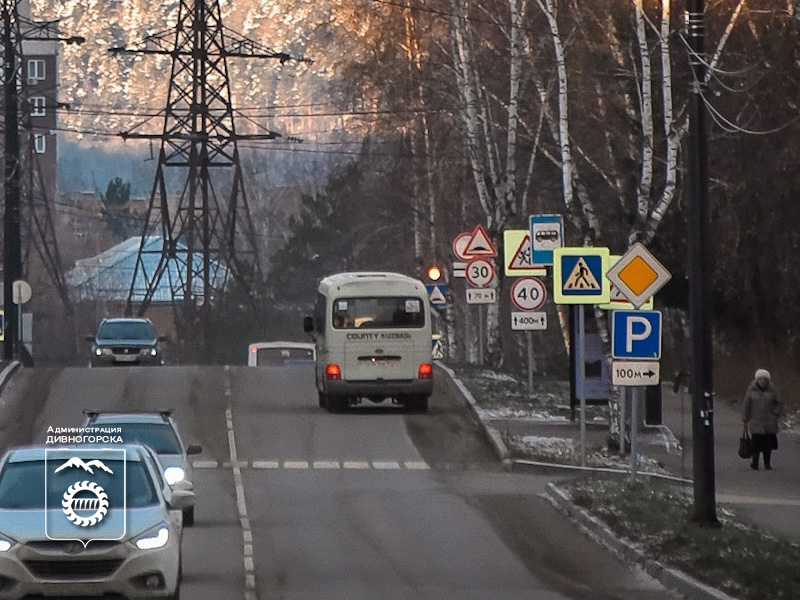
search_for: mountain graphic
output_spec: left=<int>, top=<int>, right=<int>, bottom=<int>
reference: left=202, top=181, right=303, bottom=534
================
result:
left=55, top=458, right=114, bottom=475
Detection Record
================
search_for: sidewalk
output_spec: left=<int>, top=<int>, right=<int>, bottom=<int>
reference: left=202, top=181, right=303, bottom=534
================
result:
left=657, top=386, right=800, bottom=543
left=439, top=364, right=800, bottom=544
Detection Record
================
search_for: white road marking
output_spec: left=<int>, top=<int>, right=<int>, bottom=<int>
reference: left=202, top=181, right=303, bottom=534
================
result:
left=404, top=461, right=431, bottom=470
left=223, top=366, right=258, bottom=600
left=283, top=461, right=310, bottom=469
left=198, top=458, right=432, bottom=471
left=313, top=461, right=341, bottom=469
left=251, top=460, right=280, bottom=469
left=343, top=461, right=371, bottom=470
left=192, top=460, right=219, bottom=469
left=372, top=461, right=402, bottom=470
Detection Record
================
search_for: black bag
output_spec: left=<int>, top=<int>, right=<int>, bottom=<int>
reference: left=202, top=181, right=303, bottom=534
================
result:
left=738, top=427, right=753, bottom=459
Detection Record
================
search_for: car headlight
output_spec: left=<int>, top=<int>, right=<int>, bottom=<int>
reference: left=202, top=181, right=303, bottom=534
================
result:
left=135, top=525, right=169, bottom=550
left=98, top=348, right=112, bottom=356
left=0, top=537, right=13, bottom=552
left=164, top=467, right=185, bottom=485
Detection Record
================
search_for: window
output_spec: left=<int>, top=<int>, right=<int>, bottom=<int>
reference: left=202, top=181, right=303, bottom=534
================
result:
left=33, top=134, right=46, bottom=154
left=332, top=297, right=426, bottom=329
left=97, top=320, right=156, bottom=341
left=30, top=96, right=46, bottom=116
left=26, top=59, right=45, bottom=82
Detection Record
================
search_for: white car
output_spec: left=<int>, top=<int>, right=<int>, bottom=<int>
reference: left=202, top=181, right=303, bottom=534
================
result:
left=82, top=410, right=202, bottom=525
left=0, top=444, right=193, bottom=599
left=248, top=341, right=316, bottom=367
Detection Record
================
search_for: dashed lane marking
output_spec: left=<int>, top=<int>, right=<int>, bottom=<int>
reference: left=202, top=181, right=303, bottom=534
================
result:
left=372, top=461, right=402, bottom=470
left=283, top=461, right=310, bottom=469
left=251, top=461, right=280, bottom=469
left=223, top=366, right=258, bottom=600
left=343, top=461, right=371, bottom=470
left=404, top=461, right=432, bottom=470
left=193, top=459, right=433, bottom=471
left=313, top=461, right=341, bottom=469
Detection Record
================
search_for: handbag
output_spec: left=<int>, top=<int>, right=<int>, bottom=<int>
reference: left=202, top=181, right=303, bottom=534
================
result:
left=738, top=426, right=753, bottom=459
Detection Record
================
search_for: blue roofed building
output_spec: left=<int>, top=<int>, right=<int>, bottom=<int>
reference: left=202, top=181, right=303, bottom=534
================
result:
left=66, top=236, right=229, bottom=335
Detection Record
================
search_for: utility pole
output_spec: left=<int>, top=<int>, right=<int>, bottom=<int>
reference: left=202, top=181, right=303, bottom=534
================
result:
left=3, top=0, right=22, bottom=361
left=686, top=0, right=718, bottom=525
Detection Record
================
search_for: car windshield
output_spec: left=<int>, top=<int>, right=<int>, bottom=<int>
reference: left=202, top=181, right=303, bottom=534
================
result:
left=0, top=459, right=159, bottom=509
left=255, top=347, right=314, bottom=366
left=332, top=297, right=425, bottom=329
left=97, top=321, right=156, bottom=341
left=108, top=423, right=182, bottom=455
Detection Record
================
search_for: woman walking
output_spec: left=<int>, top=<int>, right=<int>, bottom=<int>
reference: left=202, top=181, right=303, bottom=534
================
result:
left=742, top=369, right=782, bottom=470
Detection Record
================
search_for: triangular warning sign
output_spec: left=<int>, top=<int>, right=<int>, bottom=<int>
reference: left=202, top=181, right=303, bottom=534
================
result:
left=464, top=225, right=497, bottom=257
left=429, top=286, right=447, bottom=305
left=508, top=234, right=533, bottom=270
left=564, top=257, right=601, bottom=290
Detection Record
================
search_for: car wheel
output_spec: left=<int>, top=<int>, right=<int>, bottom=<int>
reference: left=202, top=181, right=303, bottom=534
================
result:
left=406, top=395, right=429, bottom=413
left=318, top=392, right=327, bottom=409
left=326, top=395, right=346, bottom=413
left=182, top=506, right=195, bottom=527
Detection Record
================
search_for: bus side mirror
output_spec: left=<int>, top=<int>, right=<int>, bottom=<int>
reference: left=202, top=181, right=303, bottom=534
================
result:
left=303, top=316, right=314, bottom=333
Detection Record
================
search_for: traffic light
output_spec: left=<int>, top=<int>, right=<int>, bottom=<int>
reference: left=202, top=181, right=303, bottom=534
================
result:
left=426, top=265, right=442, bottom=282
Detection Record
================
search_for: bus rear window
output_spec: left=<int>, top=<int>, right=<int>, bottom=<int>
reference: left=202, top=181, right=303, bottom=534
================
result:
left=332, top=297, right=425, bottom=329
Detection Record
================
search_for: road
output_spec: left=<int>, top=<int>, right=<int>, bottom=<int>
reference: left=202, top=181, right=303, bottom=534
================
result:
left=0, top=365, right=674, bottom=600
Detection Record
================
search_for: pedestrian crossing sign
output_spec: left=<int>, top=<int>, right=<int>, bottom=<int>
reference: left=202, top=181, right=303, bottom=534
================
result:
left=425, top=284, right=448, bottom=306
left=553, top=247, right=611, bottom=304
left=431, top=335, right=445, bottom=359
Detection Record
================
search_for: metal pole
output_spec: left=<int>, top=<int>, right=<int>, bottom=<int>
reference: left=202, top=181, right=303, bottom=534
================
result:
left=464, top=300, right=472, bottom=362
left=687, top=0, right=718, bottom=525
left=3, top=2, right=21, bottom=361
left=577, top=304, right=586, bottom=466
left=526, top=330, right=534, bottom=394
left=478, top=305, right=485, bottom=366
left=619, top=386, right=627, bottom=457
left=630, top=387, right=639, bottom=478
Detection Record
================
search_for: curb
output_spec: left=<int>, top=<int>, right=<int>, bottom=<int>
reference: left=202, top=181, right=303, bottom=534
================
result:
left=434, top=362, right=512, bottom=466
left=0, top=361, right=21, bottom=396
left=544, top=482, right=739, bottom=600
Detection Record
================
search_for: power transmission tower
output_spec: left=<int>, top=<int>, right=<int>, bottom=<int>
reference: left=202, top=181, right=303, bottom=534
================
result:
left=111, top=0, right=310, bottom=360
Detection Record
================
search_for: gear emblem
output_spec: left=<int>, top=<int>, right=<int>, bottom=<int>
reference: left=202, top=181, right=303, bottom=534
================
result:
left=61, top=481, right=109, bottom=527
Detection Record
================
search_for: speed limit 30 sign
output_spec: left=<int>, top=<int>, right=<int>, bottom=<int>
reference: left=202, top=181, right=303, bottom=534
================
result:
left=510, top=277, right=546, bottom=311
left=466, top=258, right=495, bottom=288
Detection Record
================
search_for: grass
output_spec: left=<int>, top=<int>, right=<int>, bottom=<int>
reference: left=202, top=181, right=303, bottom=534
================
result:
left=448, top=361, right=607, bottom=420
left=566, top=477, right=800, bottom=600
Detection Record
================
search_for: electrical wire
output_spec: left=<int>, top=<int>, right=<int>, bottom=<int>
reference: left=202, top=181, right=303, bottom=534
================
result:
left=700, top=92, right=800, bottom=135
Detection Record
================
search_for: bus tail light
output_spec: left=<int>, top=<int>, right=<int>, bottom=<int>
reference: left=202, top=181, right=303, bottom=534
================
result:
left=418, top=363, right=433, bottom=379
left=326, top=364, right=342, bottom=380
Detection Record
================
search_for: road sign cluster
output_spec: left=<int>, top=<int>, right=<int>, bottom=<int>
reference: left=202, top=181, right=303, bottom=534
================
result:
left=443, top=218, right=671, bottom=387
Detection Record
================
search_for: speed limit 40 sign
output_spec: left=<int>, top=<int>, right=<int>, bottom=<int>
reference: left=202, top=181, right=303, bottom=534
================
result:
left=466, top=258, right=495, bottom=288
left=510, top=277, right=546, bottom=311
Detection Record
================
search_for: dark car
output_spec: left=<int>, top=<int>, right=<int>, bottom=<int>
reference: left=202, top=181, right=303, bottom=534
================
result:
left=87, top=318, right=167, bottom=367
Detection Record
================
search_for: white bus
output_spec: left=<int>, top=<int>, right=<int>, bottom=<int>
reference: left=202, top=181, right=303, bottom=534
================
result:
left=303, top=272, right=434, bottom=412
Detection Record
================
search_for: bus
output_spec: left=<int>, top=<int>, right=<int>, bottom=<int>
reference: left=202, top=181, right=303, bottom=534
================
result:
left=303, top=272, right=433, bottom=412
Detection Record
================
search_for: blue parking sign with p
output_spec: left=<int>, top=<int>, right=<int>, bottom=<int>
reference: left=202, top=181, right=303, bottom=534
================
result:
left=611, top=310, right=661, bottom=359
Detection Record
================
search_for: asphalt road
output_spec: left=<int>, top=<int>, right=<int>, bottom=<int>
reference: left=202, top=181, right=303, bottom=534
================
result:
left=0, top=365, right=676, bottom=600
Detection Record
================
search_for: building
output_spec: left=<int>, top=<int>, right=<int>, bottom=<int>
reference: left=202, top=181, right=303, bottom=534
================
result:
left=66, top=236, right=229, bottom=336
left=18, top=0, right=59, bottom=205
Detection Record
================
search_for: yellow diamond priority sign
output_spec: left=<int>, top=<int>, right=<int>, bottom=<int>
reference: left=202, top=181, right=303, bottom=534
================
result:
left=606, top=243, right=670, bottom=309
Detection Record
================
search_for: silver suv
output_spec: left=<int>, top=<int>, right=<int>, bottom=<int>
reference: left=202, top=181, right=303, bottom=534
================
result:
left=82, top=410, right=202, bottom=526
left=0, top=444, right=193, bottom=599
